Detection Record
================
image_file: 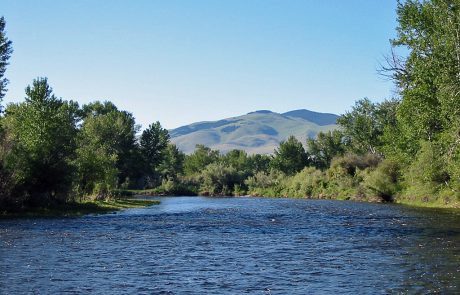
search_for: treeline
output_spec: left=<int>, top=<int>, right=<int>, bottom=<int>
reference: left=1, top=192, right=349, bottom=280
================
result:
left=0, top=73, right=395, bottom=208
left=0, top=77, right=184, bottom=209
left=2, top=0, right=460, bottom=210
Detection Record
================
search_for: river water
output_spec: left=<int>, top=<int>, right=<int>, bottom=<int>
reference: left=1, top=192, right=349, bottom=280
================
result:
left=1, top=197, right=459, bottom=294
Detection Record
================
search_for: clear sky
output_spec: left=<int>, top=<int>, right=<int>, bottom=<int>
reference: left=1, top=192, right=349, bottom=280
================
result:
left=1, top=0, right=398, bottom=129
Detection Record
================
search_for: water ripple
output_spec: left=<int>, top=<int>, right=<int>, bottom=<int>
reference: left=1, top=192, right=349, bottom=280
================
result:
left=0, top=197, right=459, bottom=294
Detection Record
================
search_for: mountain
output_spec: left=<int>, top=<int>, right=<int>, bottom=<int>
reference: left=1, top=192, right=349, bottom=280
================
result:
left=170, top=109, right=339, bottom=154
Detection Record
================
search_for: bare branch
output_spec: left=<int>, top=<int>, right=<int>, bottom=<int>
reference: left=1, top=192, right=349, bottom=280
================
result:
left=377, top=47, right=408, bottom=83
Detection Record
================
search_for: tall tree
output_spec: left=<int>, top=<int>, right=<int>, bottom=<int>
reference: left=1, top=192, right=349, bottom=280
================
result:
left=75, top=102, right=139, bottom=194
left=0, top=16, right=13, bottom=107
left=384, top=0, right=460, bottom=194
left=159, top=144, right=185, bottom=180
left=307, top=130, right=346, bottom=170
left=338, top=98, right=398, bottom=155
left=140, top=121, right=170, bottom=176
left=184, top=144, right=220, bottom=175
left=3, top=78, right=78, bottom=204
left=271, top=136, right=309, bottom=175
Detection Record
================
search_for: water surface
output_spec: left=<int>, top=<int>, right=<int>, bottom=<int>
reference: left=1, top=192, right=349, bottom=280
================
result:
left=1, top=197, right=459, bottom=294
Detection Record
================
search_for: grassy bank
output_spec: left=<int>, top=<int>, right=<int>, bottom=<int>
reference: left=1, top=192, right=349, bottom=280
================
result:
left=0, top=198, right=160, bottom=218
left=395, top=198, right=460, bottom=210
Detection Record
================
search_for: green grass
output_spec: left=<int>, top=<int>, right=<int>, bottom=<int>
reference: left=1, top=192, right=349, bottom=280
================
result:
left=0, top=198, right=160, bottom=218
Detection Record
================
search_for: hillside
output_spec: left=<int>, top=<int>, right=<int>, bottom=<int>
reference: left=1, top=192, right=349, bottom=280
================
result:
left=170, top=109, right=339, bottom=154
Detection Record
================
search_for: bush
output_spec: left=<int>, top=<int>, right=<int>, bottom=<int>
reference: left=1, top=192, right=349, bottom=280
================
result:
left=402, top=141, right=448, bottom=201
left=283, top=167, right=326, bottom=198
left=363, top=159, right=401, bottom=202
left=199, top=162, right=241, bottom=196
left=245, top=170, right=286, bottom=197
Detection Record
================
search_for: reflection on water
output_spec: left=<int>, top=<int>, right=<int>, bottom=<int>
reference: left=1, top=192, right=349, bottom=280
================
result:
left=0, top=197, right=459, bottom=294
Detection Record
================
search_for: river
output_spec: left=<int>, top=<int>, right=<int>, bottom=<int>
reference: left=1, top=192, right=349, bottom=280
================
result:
left=1, top=197, right=459, bottom=294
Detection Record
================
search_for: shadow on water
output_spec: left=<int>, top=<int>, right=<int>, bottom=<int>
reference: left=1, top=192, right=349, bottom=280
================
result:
left=0, top=196, right=459, bottom=294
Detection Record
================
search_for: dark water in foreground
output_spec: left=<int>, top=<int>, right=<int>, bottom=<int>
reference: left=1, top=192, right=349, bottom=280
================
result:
left=1, top=197, right=460, bottom=294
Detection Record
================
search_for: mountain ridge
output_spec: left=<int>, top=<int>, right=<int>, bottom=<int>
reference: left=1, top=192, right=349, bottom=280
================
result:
left=170, top=109, right=339, bottom=154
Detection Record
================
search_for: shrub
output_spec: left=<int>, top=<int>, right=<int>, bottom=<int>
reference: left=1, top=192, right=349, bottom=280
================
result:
left=283, top=167, right=326, bottom=198
left=402, top=141, right=448, bottom=201
left=363, top=159, right=401, bottom=202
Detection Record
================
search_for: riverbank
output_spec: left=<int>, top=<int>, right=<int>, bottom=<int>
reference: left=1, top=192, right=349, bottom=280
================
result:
left=0, top=198, right=160, bottom=218
left=395, top=198, right=460, bottom=209
left=243, top=191, right=460, bottom=210
left=128, top=187, right=460, bottom=210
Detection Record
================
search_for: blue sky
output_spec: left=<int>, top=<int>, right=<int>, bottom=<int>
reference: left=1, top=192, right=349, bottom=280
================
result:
left=2, top=0, right=398, bottom=129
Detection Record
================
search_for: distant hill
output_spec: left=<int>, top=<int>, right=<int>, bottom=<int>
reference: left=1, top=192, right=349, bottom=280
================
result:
left=170, top=109, right=339, bottom=154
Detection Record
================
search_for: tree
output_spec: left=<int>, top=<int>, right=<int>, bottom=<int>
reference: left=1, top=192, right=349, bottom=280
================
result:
left=247, top=153, right=271, bottom=173
left=75, top=102, right=139, bottom=194
left=384, top=0, right=460, bottom=198
left=80, top=100, right=119, bottom=118
left=0, top=16, right=12, bottom=205
left=140, top=121, right=170, bottom=183
left=74, top=115, right=118, bottom=197
left=307, top=130, right=346, bottom=170
left=221, top=149, right=252, bottom=175
left=184, top=144, right=219, bottom=175
left=199, top=162, right=239, bottom=196
left=159, top=144, right=185, bottom=180
left=390, top=0, right=460, bottom=140
left=337, top=98, right=398, bottom=155
left=271, top=136, right=309, bottom=175
left=2, top=78, right=78, bottom=204
left=0, top=16, right=13, bottom=105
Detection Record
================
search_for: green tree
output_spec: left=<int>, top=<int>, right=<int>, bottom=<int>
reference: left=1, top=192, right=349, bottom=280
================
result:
left=271, top=136, right=309, bottom=175
left=0, top=16, right=13, bottom=207
left=159, top=144, right=185, bottom=180
left=390, top=0, right=460, bottom=141
left=247, top=153, right=271, bottom=173
left=74, top=116, right=118, bottom=197
left=140, top=121, right=170, bottom=185
left=81, top=101, right=119, bottom=118
left=383, top=0, right=460, bottom=201
left=338, top=98, right=398, bottom=155
left=307, top=130, right=346, bottom=169
left=3, top=78, right=78, bottom=204
left=184, top=144, right=219, bottom=175
left=199, top=162, right=239, bottom=195
left=0, top=16, right=13, bottom=105
left=75, top=101, right=139, bottom=195
left=221, top=149, right=252, bottom=176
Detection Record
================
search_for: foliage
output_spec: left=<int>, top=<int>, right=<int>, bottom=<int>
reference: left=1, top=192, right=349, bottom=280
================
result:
left=363, top=159, right=401, bottom=202
left=159, top=144, right=185, bottom=180
left=402, top=141, right=449, bottom=200
left=283, top=167, right=326, bottom=198
left=199, top=162, right=241, bottom=196
left=270, top=136, right=309, bottom=175
left=74, top=102, right=139, bottom=196
left=337, top=98, right=398, bottom=155
left=0, top=16, right=13, bottom=104
left=184, top=144, right=220, bottom=175
left=2, top=78, right=78, bottom=205
left=307, top=130, right=346, bottom=170
left=247, top=153, right=271, bottom=173
left=140, top=121, right=170, bottom=177
left=245, top=170, right=286, bottom=197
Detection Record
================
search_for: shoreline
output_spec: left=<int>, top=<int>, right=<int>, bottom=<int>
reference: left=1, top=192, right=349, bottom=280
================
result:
left=0, top=198, right=160, bottom=219
left=134, top=189, right=460, bottom=210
